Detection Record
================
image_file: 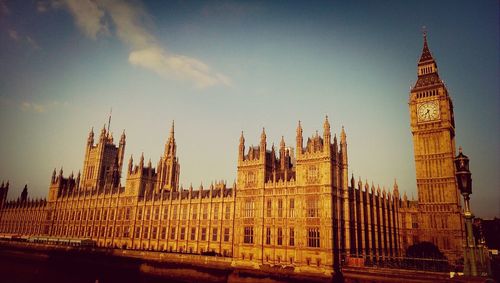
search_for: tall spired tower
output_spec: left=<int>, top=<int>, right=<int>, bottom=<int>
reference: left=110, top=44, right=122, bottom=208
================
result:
left=409, top=32, right=464, bottom=261
left=155, top=121, right=180, bottom=192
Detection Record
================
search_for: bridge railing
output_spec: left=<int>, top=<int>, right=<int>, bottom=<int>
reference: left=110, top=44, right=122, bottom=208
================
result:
left=344, top=254, right=453, bottom=273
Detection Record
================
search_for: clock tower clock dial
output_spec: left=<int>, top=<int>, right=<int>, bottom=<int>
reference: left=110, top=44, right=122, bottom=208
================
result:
left=408, top=32, right=464, bottom=261
left=417, top=101, right=440, bottom=122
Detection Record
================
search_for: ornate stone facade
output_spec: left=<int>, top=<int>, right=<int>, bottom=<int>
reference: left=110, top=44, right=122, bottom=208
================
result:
left=0, top=35, right=465, bottom=274
left=0, top=118, right=403, bottom=274
left=406, top=33, right=465, bottom=261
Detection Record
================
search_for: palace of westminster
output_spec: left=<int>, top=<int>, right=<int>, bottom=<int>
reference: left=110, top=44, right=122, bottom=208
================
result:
left=0, top=35, right=466, bottom=274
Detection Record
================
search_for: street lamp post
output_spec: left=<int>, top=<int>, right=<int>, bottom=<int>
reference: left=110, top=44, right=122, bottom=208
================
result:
left=454, top=147, right=489, bottom=277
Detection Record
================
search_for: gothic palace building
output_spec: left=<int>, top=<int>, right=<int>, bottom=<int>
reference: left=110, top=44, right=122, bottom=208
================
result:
left=0, top=35, right=465, bottom=274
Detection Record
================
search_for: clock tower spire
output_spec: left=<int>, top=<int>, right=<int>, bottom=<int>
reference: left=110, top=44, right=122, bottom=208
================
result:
left=414, top=30, right=441, bottom=90
left=409, top=31, right=464, bottom=261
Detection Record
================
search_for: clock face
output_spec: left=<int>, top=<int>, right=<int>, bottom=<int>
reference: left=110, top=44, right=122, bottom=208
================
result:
left=417, top=101, right=440, bottom=122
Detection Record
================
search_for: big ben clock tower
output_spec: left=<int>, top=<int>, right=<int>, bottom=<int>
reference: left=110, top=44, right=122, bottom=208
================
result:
left=409, top=32, right=464, bottom=261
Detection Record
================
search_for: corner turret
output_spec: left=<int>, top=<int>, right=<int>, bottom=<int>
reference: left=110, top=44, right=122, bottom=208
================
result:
left=296, top=121, right=303, bottom=156
left=239, top=131, right=245, bottom=162
left=87, top=127, right=94, bottom=147
left=260, top=128, right=267, bottom=160
left=323, top=115, right=331, bottom=153
left=20, top=184, right=28, bottom=202
left=156, top=121, right=180, bottom=192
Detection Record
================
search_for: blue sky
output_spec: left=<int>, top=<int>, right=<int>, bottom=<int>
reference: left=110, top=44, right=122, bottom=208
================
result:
left=0, top=1, right=498, bottom=217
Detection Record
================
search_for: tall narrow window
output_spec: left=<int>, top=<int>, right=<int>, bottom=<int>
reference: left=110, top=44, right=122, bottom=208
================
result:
left=190, top=227, right=196, bottom=240
left=266, top=227, right=271, bottom=245
left=225, top=205, right=231, bottom=220
left=307, top=228, right=320, bottom=248
left=244, top=226, right=254, bottom=244
left=172, top=206, right=178, bottom=219
left=306, top=198, right=319, bottom=218
left=277, top=228, right=283, bottom=245
left=192, top=205, right=198, bottom=220
left=224, top=228, right=230, bottom=242
left=137, top=208, right=143, bottom=220
left=212, top=228, right=218, bottom=241
left=244, top=200, right=254, bottom=218
left=203, top=204, right=208, bottom=220
left=180, top=227, right=186, bottom=240
left=182, top=206, right=188, bottom=220
left=154, top=207, right=159, bottom=220
left=289, top=199, right=295, bottom=218
left=152, top=227, right=157, bottom=239
left=411, top=214, right=419, bottom=228
left=278, top=199, right=283, bottom=218
left=124, top=227, right=130, bottom=238
left=213, top=204, right=219, bottom=220
left=289, top=227, right=295, bottom=246
left=170, top=227, right=176, bottom=240
left=162, top=207, right=168, bottom=220
left=201, top=227, right=207, bottom=241
left=135, top=227, right=141, bottom=238
left=114, top=227, right=120, bottom=237
left=266, top=199, right=272, bottom=217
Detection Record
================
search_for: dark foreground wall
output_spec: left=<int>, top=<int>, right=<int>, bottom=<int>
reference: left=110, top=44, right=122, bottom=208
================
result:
left=0, top=243, right=329, bottom=283
left=0, top=242, right=464, bottom=283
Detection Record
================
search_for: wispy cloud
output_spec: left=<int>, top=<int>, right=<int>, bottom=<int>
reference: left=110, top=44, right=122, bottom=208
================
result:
left=21, top=102, right=47, bottom=113
left=36, top=0, right=62, bottom=14
left=60, top=0, right=109, bottom=39
left=20, top=101, right=67, bottom=113
left=53, top=0, right=230, bottom=89
left=128, top=47, right=231, bottom=89
left=7, top=28, right=40, bottom=50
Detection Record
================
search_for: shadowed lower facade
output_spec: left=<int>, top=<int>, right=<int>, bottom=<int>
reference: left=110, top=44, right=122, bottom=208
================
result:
left=0, top=35, right=465, bottom=275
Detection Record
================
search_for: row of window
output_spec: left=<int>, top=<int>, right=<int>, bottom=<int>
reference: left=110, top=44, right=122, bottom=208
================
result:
left=50, top=204, right=233, bottom=222
left=266, top=199, right=296, bottom=218
left=244, top=227, right=320, bottom=248
left=416, top=89, right=438, bottom=99
left=52, top=208, right=131, bottom=221
left=51, top=225, right=232, bottom=243
left=85, top=165, right=94, bottom=180
left=0, top=223, right=44, bottom=234
left=245, top=198, right=319, bottom=218
left=420, top=65, right=434, bottom=75
left=0, top=213, right=45, bottom=222
left=153, top=227, right=231, bottom=242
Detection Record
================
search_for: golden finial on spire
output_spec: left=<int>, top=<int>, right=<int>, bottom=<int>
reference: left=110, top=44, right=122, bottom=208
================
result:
left=297, top=120, right=303, bottom=135
left=422, top=25, right=427, bottom=38
left=107, top=107, right=112, bottom=134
